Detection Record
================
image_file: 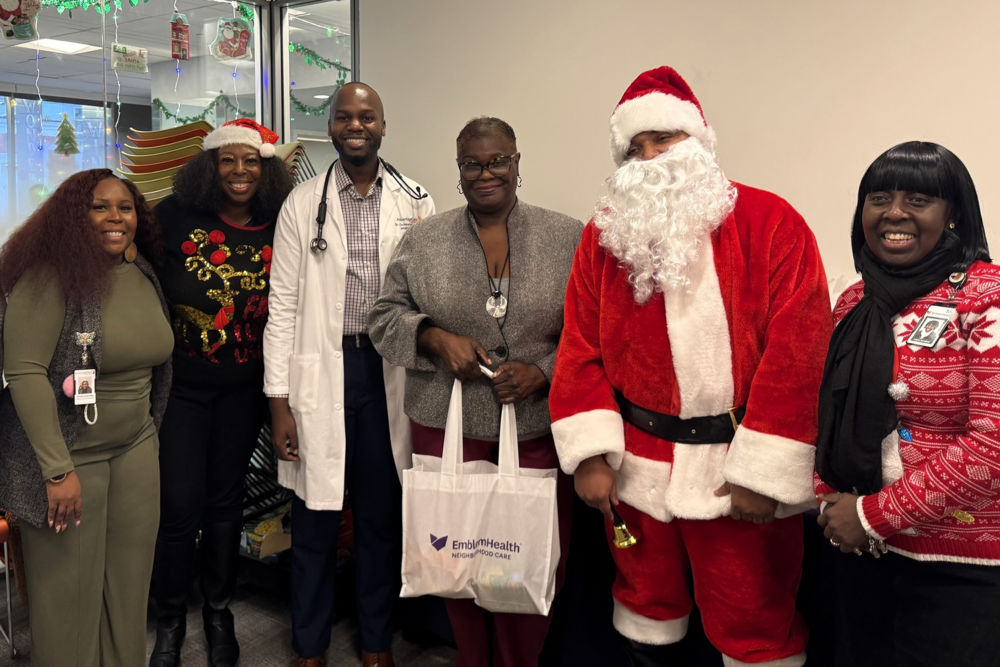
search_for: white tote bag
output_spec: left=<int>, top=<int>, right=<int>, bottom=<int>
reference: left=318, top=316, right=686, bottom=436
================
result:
left=400, top=378, right=560, bottom=615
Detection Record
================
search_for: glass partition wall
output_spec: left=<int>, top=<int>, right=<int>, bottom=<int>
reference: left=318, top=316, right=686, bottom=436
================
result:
left=0, top=0, right=355, bottom=239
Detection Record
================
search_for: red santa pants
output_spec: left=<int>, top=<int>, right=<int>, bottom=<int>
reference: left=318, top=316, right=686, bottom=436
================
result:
left=609, top=503, right=807, bottom=664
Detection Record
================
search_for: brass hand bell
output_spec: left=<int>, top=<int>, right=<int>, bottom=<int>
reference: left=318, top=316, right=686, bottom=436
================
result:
left=609, top=504, right=637, bottom=549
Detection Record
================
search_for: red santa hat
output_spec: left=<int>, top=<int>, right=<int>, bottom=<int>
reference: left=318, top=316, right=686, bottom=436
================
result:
left=609, top=66, right=716, bottom=165
left=203, top=118, right=278, bottom=158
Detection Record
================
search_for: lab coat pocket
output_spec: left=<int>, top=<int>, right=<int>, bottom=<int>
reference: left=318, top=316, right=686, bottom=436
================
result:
left=288, top=353, right=320, bottom=413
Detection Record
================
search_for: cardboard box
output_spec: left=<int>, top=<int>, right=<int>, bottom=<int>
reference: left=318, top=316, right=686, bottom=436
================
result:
left=240, top=503, right=291, bottom=560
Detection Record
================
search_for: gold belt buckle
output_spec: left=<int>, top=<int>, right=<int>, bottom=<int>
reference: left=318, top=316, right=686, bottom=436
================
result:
left=728, top=407, right=740, bottom=430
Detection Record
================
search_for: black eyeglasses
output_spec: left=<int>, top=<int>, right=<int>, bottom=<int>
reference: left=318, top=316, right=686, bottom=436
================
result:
left=457, top=154, right=516, bottom=179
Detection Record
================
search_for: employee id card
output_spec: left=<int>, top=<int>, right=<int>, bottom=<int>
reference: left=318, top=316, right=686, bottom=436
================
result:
left=906, top=303, right=955, bottom=348
left=73, top=369, right=96, bottom=405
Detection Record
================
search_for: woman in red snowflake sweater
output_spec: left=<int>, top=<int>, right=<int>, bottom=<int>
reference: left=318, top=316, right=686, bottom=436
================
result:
left=149, top=119, right=293, bottom=667
left=816, top=141, right=998, bottom=666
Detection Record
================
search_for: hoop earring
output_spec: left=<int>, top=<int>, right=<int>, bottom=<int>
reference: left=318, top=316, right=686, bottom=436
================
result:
left=517, top=175, right=523, bottom=188
left=457, top=181, right=464, bottom=195
left=948, top=221, right=957, bottom=230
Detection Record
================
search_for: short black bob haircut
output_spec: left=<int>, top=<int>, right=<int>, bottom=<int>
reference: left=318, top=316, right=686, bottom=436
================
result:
left=851, top=141, right=990, bottom=271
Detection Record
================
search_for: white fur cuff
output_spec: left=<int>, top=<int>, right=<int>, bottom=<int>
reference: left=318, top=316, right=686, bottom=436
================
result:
left=723, top=425, right=815, bottom=506
left=551, top=409, right=625, bottom=474
left=613, top=600, right=688, bottom=645
left=722, top=653, right=806, bottom=667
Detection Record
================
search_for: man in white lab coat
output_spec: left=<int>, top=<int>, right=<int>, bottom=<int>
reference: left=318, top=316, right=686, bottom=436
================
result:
left=263, top=82, right=435, bottom=667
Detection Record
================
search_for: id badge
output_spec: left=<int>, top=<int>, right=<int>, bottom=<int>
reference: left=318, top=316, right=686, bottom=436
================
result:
left=906, top=303, right=955, bottom=348
left=73, top=369, right=96, bottom=405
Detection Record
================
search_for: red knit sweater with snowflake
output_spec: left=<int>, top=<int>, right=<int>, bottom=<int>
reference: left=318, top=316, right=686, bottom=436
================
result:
left=823, top=260, right=1000, bottom=564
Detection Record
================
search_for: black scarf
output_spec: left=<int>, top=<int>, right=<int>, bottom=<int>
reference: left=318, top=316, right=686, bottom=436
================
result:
left=815, top=233, right=962, bottom=494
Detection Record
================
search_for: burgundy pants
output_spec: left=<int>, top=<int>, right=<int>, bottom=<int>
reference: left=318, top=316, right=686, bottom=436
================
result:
left=410, top=420, right=573, bottom=667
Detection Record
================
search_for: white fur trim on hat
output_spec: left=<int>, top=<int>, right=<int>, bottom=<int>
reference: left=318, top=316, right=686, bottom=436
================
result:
left=610, top=91, right=716, bottom=165
left=203, top=125, right=273, bottom=157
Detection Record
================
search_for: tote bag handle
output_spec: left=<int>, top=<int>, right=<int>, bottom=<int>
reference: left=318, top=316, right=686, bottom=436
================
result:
left=440, top=378, right=521, bottom=478
left=440, top=378, right=464, bottom=476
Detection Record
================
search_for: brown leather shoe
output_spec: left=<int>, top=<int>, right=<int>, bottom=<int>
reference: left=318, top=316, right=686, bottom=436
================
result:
left=290, top=656, right=326, bottom=667
left=361, top=651, right=395, bottom=667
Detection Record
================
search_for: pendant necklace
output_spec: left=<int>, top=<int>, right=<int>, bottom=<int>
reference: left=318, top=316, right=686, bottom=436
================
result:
left=467, top=210, right=510, bottom=321
left=470, top=210, right=510, bottom=320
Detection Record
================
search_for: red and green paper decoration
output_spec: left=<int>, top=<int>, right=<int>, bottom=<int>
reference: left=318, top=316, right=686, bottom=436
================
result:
left=1, top=0, right=40, bottom=40
left=211, top=17, right=251, bottom=61
left=55, top=113, right=79, bottom=156
left=170, top=12, right=189, bottom=60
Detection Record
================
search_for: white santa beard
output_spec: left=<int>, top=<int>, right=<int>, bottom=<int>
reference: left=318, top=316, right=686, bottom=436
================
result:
left=594, top=138, right=737, bottom=303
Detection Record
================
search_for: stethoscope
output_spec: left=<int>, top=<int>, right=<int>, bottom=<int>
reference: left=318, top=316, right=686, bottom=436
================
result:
left=311, top=158, right=428, bottom=253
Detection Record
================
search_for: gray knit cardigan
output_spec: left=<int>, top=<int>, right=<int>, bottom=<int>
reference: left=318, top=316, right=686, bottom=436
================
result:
left=0, top=256, right=172, bottom=527
left=368, top=200, right=582, bottom=440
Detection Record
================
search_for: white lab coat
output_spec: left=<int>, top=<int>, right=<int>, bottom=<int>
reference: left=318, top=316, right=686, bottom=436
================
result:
left=263, top=164, right=435, bottom=510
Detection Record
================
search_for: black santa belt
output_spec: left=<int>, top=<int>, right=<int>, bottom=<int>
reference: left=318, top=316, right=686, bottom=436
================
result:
left=615, top=390, right=745, bottom=445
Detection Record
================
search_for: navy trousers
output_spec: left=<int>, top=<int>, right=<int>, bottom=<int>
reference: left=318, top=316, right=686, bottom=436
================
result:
left=291, top=341, right=402, bottom=657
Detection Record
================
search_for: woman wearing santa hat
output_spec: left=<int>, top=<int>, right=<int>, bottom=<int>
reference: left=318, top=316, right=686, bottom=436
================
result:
left=817, top=141, right=1000, bottom=666
left=149, top=119, right=294, bottom=667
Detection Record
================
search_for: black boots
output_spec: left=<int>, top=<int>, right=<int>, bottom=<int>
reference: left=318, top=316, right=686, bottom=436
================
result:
left=149, top=538, right=196, bottom=667
left=151, top=520, right=244, bottom=666
left=200, top=519, right=243, bottom=667
left=203, top=606, right=239, bottom=667
left=623, top=637, right=689, bottom=667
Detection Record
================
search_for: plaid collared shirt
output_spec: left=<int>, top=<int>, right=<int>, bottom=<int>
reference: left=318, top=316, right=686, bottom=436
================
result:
left=335, top=160, right=384, bottom=336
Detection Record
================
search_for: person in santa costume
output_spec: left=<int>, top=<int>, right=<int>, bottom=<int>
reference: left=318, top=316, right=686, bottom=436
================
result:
left=549, top=66, right=832, bottom=666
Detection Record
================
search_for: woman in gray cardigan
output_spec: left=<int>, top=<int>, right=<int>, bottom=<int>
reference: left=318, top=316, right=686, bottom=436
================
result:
left=368, top=117, right=582, bottom=667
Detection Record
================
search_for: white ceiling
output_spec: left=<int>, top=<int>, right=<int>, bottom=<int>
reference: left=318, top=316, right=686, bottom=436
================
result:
left=0, top=0, right=351, bottom=106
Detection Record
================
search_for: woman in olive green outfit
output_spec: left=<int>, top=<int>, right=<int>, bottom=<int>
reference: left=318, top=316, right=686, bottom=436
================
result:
left=0, top=169, right=173, bottom=666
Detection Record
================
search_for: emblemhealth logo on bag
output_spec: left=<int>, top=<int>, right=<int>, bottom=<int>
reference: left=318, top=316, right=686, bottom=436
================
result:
left=430, top=532, right=521, bottom=560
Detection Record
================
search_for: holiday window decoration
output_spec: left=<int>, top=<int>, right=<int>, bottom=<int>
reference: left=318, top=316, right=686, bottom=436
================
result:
left=1, top=0, right=40, bottom=39
left=55, top=113, right=80, bottom=156
left=210, top=17, right=251, bottom=61
left=111, top=42, right=148, bottom=73
left=170, top=12, right=189, bottom=60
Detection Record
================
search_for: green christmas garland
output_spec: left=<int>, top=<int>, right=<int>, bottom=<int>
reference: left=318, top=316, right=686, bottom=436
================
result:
left=289, top=92, right=333, bottom=116
left=42, top=0, right=253, bottom=20
left=288, top=43, right=350, bottom=75
left=152, top=93, right=254, bottom=125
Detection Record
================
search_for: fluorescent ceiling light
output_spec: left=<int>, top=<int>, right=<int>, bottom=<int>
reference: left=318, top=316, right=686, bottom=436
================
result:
left=13, top=38, right=100, bottom=55
left=313, top=94, right=329, bottom=100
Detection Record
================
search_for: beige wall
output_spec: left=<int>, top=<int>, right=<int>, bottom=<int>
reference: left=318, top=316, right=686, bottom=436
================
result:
left=359, top=0, right=1000, bottom=281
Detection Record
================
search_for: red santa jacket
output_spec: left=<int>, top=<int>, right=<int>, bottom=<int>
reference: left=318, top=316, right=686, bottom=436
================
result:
left=550, top=183, right=832, bottom=521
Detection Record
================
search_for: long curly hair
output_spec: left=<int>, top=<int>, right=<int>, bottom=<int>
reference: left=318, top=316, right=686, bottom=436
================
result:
left=170, top=148, right=294, bottom=222
left=0, top=169, right=163, bottom=305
